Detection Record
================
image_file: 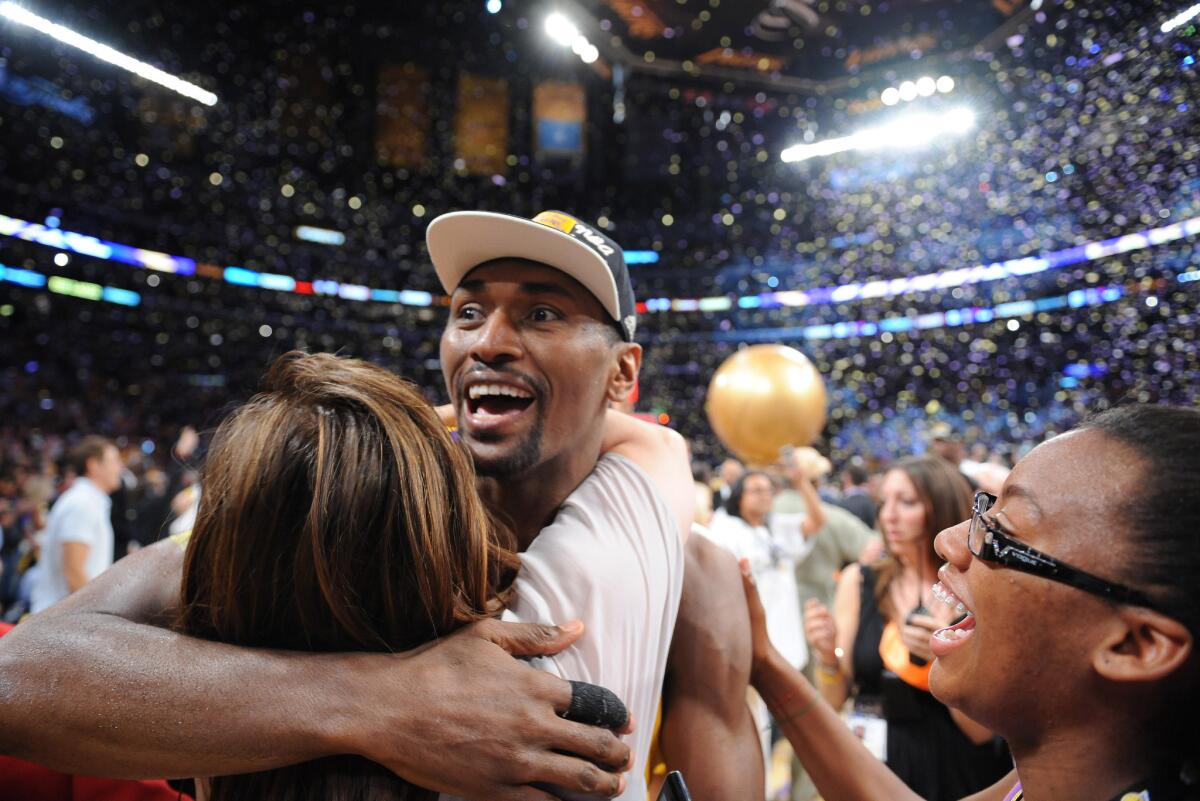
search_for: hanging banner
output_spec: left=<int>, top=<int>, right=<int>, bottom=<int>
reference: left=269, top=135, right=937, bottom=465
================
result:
left=455, top=73, right=509, bottom=175
left=375, top=63, right=430, bottom=167
left=534, top=81, right=586, bottom=157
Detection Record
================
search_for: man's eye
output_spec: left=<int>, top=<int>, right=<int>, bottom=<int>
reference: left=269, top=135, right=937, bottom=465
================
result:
left=530, top=307, right=561, bottom=322
left=457, top=306, right=482, bottom=321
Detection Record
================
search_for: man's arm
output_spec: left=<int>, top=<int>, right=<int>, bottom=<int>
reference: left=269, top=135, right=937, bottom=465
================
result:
left=0, top=538, right=632, bottom=800
left=60, top=541, right=91, bottom=594
left=659, top=536, right=764, bottom=799
left=783, top=454, right=827, bottom=537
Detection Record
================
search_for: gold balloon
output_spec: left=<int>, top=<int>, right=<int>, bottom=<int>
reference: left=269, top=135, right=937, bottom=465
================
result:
left=705, top=344, right=828, bottom=466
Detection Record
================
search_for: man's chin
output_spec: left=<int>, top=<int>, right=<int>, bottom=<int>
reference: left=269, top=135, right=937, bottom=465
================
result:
left=463, top=431, right=543, bottom=478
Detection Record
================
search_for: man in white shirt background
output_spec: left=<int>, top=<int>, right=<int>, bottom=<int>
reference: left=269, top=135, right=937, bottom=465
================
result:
left=30, top=436, right=123, bottom=613
left=704, top=450, right=826, bottom=675
left=701, top=449, right=827, bottom=781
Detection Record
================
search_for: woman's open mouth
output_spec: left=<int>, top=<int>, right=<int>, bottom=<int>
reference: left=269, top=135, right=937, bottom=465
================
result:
left=930, top=580, right=976, bottom=657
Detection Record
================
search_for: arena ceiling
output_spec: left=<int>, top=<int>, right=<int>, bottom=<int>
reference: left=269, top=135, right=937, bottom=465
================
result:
left=577, top=0, right=1033, bottom=89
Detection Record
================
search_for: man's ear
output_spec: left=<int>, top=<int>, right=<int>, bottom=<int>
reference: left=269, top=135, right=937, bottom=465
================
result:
left=1092, top=605, right=1193, bottom=684
left=606, top=343, right=642, bottom=404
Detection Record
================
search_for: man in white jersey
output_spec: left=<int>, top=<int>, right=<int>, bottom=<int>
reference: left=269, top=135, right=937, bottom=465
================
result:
left=31, top=436, right=123, bottom=612
left=429, top=209, right=691, bottom=798
left=0, top=210, right=692, bottom=801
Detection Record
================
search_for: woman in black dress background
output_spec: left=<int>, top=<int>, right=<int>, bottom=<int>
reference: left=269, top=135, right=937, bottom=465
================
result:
left=803, top=456, right=1009, bottom=801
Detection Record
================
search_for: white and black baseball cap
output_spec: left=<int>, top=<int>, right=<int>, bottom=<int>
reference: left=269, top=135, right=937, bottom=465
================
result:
left=426, top=210, right=638, bottom=341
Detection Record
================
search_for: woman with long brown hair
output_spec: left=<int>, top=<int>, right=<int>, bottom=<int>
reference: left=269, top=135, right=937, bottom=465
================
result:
left=178, top=350, right=520, bottom=801
left=802, top=456, right=1009, bottom=801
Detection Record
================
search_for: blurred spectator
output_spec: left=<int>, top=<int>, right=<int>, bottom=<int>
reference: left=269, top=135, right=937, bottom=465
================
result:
left=836, top=463, right=878, bottom=529
left=715, top=458, right=745, bottom=506
left=30, top=437, right=123, bottom=612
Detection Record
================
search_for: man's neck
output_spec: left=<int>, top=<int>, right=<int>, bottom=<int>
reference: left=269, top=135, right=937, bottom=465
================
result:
left=477, top=434, right=605, bottom=550
left=743, top=512, right=767, bottom=528
left=1009, top=718, right=1161, bottom=801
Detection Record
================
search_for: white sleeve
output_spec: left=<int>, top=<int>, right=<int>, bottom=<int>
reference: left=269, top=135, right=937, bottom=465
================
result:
left=55, top=498, right=103, bottom=548
left=769, top=513, right=817, bottom=563
left=501, top=454, right=684, bottom=795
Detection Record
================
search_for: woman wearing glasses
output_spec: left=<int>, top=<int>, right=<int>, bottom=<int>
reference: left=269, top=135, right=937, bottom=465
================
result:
left=802, top=456, right=1009, bottom=801
left=744, top=404, right=1199, bottom=801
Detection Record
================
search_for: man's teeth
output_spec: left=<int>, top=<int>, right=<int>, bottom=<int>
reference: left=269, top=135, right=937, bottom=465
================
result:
left=467, top=383, right=533, bottom=401
left=932, top=581, right=967, bottom=615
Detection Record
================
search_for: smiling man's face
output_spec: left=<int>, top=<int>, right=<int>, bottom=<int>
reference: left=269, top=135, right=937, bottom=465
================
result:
left=440, top=259, right=632, bottom=477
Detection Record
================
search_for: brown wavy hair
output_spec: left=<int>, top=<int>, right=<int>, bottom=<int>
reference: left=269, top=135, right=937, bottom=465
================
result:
left=178, top=351, right=517, bottom=801
left=872, top=455, right=973, bottom=618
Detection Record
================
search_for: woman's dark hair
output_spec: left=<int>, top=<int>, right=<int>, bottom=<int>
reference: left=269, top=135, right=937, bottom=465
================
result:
left=1080, top=405, right=1200, bottom=634
left=873, top=455, right=973, bottom=617
left=177, top=351, right=518, bottom=801
left=1080, top=404, right=1200, bottom=780
left=724, top=470, right=773, bottom=520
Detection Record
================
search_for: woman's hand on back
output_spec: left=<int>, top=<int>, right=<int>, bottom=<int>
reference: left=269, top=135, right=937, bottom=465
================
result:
left=738, top=558, right=775, bottom=677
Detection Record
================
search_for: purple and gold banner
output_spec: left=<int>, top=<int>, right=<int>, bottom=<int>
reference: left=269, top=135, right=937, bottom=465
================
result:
left=375, top=63, right=430, bottom=167
left=455, top=73, right=509, bottom=175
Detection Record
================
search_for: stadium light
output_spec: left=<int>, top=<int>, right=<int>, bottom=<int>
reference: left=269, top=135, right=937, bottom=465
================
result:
left=1161, top=2, right=1200, bottom=32
left=544, top=12, right=579, bottom=46
left=781, top=107, right=976, bottom=164
left=880, top=75, right=956, bottom=106
left=0, top=2, right=218, bottom=106
left=545, top=12, right=599, bottom=65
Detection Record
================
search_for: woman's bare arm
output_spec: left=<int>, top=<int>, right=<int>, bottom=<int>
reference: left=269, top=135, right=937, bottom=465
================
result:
left=743, top=564, right=1018, bottom=801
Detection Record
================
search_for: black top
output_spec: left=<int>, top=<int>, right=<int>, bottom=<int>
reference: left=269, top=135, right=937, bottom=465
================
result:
left=852, top=564, right=1011, bottom=801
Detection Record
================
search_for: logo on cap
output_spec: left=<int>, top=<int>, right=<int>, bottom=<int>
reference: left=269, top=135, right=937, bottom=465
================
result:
left=533, top=211, right=577, bottom=234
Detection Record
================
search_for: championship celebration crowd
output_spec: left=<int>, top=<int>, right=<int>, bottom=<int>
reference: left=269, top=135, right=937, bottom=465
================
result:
left=0, top=0, right=1198, bottom=800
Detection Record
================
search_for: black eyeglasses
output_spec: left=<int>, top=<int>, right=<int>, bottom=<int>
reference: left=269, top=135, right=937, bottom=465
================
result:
left=968, top=491, right=1162, bottom=611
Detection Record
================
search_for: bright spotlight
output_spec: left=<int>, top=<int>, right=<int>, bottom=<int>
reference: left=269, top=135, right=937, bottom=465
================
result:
left=880, top=87, right=900, bottom=105
left=898, top=80, right=918, bottom=102
left=916, top=76, right=936, bottom=96
left=780, top=106, right=976, bottom=164
left=544, top=12, right=579, bottom=46
left=936, top=75, right=955, bottom=93
left=1161, top=2, right=1200, bottom=32
left=580, top=44, right=600, bottom=64
left=0, top=1, right=218, bottom=105
left=486, top=0, right=502, bottom=13
left=570, top=34, right=589, bottom=55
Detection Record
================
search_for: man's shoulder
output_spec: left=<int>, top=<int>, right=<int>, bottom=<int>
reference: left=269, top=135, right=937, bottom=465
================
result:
left=528, top=453, right=681, bottom=569
left=564, top=453, right=670, bottom=518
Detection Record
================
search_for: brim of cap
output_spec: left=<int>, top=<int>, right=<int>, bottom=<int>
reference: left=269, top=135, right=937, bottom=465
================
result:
left=427, top=211, right=621, bottom=322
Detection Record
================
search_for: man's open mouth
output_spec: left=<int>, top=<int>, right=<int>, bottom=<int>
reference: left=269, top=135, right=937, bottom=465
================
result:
left=465, top=382, right=535, bottom=419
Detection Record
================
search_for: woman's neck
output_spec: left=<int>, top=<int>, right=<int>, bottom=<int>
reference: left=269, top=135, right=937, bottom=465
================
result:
left=1011, top=722, right=1163, bottom=801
